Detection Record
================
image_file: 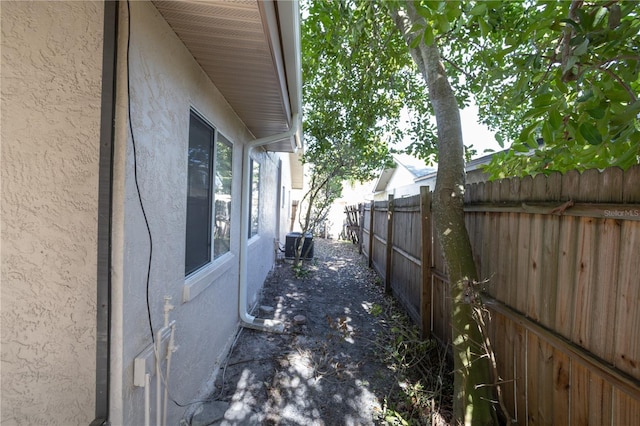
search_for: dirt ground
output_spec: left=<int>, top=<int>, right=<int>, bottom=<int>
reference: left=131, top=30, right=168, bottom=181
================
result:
left=186, top=238, right=448, bottom=426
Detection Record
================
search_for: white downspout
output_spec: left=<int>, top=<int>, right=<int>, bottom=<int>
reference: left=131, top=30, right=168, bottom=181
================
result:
left=239, top=113, right=300, bottom=333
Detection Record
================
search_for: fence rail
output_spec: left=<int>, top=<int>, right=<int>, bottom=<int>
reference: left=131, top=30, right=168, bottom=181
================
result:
left=358, top=165, right=640, bottom=423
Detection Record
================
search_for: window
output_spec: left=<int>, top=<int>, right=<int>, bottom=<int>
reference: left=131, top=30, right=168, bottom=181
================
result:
left=214, top=135, right=232, bottom=258
left=249, top=159, right=260, bottom=238
left=185, top=111, right=233, bottom=276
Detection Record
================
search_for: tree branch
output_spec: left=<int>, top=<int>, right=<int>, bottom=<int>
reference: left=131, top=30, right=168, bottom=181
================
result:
left=600, top=67, right=638, bottom=101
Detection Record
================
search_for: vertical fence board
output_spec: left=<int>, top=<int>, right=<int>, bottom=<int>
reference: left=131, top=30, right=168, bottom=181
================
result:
left=420, top=187, right=432, bottom=337
left=588, top=374, right=613, bottom=426
left=572, top=219, right=598, bottom=350
left=493, top=212, right=510, bottom=302
left=590, top=218, right=620, bottom=363
left=539, top=215, right=560, bottom=328
left=500, top=312, right=517, bottom=421
left=526, top=213, right=544, bottom=322
left=612, top=388, right=640, bottom=425
left=561, top=169, right=580, bottom=200
left=368, top=202, right=374, bottom=268
left=552, top=350, right=571, bottom=425
left=578, top=169, right=601, bottom=202
left=546, top=171, right=563, bottom=201
left=504, top=212, right=520, bottom=308
left=527, top=176, right=547, bottom=323
left=536, top=338, right=555, bottom=424
left=481, top=212, right=493, bottom=296
left=526, top=332, right=541, bottom=424
left=555, top=173, right=581, bottom=339
left=514, top=325, right=528, bottom=424
left=385, top=196, right=394, bottom=293
left=623, top=165, right=640, bottom=203
left=515, top=212, right=532, bottom=314
left=599, top=167, right=624, bottom=203
left=571, top=363, right=590, bottom=425
left=471, top=212, right=484, bottom=279
left=614, top=221, right=640, bottom=379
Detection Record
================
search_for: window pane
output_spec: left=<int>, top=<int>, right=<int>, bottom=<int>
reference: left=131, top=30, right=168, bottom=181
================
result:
left=185, top=112, right=214, bottom=275
left=249, top=159, right=260, bottom=238
left=214, top=135, right=232, bottom=258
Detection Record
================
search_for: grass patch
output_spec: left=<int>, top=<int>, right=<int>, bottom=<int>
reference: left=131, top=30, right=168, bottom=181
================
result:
left=372, top=296, right=453, bottom=425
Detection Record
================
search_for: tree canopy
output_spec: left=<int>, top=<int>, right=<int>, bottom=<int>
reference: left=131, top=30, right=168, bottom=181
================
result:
left=402, top=0, right=639, bottom=177
left=304, top=1, right=639, bottom=179
left=298, top=0, right=439, bottom=234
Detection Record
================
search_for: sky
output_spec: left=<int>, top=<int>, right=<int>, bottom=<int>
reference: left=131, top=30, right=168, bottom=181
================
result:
left=459, top=104, right=504, bottom=158
left=398, top=103, right=505, bottom=161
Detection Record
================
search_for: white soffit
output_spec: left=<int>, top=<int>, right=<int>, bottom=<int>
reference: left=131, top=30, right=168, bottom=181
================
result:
left=153, top=0, right=296, bottom=152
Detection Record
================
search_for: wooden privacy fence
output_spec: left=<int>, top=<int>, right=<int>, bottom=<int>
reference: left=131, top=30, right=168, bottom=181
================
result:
left=359, top=165, right=640, bottom=424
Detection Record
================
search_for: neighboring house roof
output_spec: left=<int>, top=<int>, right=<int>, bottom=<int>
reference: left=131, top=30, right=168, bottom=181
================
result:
left=154, top=0, right=302, bottom=153
left=373, top=154, right=435, bottom=192
left=395, top=153, right=436, bottom=178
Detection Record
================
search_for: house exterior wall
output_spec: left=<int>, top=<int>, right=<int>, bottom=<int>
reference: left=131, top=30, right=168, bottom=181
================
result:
left=110, top=2, right=289, bottom=424
left=0, top=1, right=104, bottom=424
left=373, top=166, right=419, bottom=201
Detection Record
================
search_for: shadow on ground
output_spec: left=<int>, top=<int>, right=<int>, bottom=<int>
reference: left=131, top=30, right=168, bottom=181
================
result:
left=187, top=238, right=449, bottom=425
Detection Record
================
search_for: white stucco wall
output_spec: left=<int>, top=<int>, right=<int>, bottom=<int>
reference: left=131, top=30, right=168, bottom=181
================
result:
left=1, top=1, right=104, bottom=424
left=110, top=3, right=289, bottom=424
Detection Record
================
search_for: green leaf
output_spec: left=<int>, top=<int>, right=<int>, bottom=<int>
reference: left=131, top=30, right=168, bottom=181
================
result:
left=611, top=100, right=640, bottom=125
left=579, top=123, right=603, bottom=145
left=542, top=120, right=553, bottom=144
left=424, top=1, right=441, bottom=11
left=423, top=27, right=435, bottom=46
left=560, top=18, right=582, bottom=32
left=437, top=15, right=451, bottom=33
left=532, top=93, right=554, bottom=108
left=614, top=144, right=639, bottom=168
left=563, top=55, right=578, bottom=75
left=469, top=2, right=487, bottom=16
left=576, top=90, right=593, bottom=103
left=586, top=105, right=606, bottom=120
left=445, top=4, right=462, bottom=21
left=569, top=35, right=585, bottom=46
left=593, top=6, right=608, bottom=28
left=478, top=18, right=491, bottom=37
left=573, top=38, right=589, bottom=56
left=410, top=34, right=421, bottom=49
left=415, top=3, right=432, bottom=20
left=518, top=121, right=539, bottom=142
left=522, top=106, right=548, bottom=121
left=549, top=109, right=562, bottom=129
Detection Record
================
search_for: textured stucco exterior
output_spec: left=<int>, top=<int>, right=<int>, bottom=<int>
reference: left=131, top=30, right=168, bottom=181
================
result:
left=110, top=2, right=293, bottom=424
left=1, top=1, right=104, bottom=424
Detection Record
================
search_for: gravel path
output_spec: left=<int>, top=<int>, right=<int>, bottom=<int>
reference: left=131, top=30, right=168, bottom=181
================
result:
left=189, top=238, right=401, bottom=425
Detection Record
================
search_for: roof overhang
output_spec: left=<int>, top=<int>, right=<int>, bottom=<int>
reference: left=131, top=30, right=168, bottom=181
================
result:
left=153, top=0, right=303, bottom=153
left=373, top=167, right=396, bottom=193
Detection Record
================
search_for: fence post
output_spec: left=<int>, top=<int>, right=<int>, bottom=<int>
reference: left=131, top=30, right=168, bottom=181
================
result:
left=420, top=186, right=432, bottom=338
left=385, top=195, right=394, bottom=294
left=358, top=203, right=364, bottom=254
left=368, top=201, right=374, bottom=268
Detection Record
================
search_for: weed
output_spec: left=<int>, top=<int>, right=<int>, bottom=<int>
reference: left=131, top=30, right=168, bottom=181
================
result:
left=292, top=263, right=311, bottom=279
left=373, top=296, right=453, bottom=425
left=370, top=303, right=383, bottom=317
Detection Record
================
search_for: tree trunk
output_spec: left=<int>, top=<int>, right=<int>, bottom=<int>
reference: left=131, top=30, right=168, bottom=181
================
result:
left=392, top=4, right=498, bottom=424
